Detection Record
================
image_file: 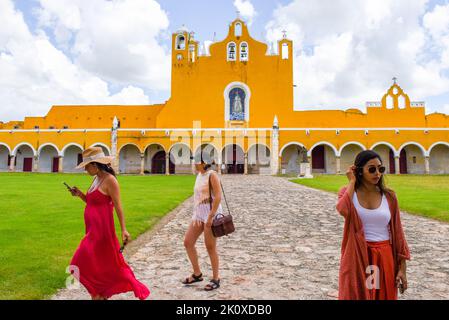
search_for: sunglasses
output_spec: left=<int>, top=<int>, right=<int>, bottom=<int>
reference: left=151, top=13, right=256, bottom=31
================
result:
left=367, top=166, right=386, bottom=174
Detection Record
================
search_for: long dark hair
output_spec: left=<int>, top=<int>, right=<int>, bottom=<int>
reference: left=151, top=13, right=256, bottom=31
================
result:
left=354, top=150, right=391, bottom=195
left=93, top=162, right=116, bottom=177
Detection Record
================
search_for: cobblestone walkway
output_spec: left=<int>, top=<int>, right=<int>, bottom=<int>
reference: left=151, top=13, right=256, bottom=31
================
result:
left=52, top=175, right=449, bottom=300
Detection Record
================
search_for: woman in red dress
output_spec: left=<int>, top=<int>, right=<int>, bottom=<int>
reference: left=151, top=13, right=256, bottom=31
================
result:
left=68, top=147, right=150, bottom=300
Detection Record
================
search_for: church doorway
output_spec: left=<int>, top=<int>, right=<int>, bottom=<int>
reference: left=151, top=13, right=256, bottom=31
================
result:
left=151, top=151, right=175, bottom=174
left=222, top=144, right=244, bottom=174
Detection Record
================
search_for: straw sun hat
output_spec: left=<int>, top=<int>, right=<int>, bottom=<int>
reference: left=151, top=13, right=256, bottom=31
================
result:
left=76, top=147, right=114, bottom=169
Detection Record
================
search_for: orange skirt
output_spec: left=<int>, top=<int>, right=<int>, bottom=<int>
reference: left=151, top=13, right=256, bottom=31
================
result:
left=366, top=240, right=397, bottom=300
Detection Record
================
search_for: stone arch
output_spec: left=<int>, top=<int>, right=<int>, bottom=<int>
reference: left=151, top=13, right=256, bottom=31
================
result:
left=398, top=142, right=427, bottom=157
left=398, top=142, right=427, bottom=174
left=12, top=142, right=36, bottom=157
left=309, top=142, right=338, bottom=174
left=12, top=143, right=36, bottom=172
left=119, top=144, right=141, bottom=174
left=428, top=142, right=449, bottom=174
left=194, top=144, right=219, bottom=171
left=339, top=141, right=367, bottom=155
left=247, top=143, right=271, bottom=174
left=370, top=141, right=397, bottom=155
left=428, top=141, right=449, bottom=155
left=144, top=144, right=170, bottom=174
left=280, top=142, right=308, bottom=175
left=90, top=143, right=111, bottom=156
left=169, top=143, right=192, bottom=174
left=38, top=143, right=61, bottom=156
left=222, top=144, right=245, bottom=174
left=371, top=142, right=397, bottom=174
left=38, top=144, right=60, bottom=173
left=62, top=144, right=84, bottom=173
left=0, top=143, right=11, bottom=172
left=339, top=142, right=366, bottom=174
left=0, top=142, right=12, bottom=154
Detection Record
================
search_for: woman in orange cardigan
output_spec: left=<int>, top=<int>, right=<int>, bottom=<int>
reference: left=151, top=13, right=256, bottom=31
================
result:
left=336, top=150, right=410, bottom=300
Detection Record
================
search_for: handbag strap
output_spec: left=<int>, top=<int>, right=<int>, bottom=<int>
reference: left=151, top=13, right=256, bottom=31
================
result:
left=208, top=172, right=231, bottom=216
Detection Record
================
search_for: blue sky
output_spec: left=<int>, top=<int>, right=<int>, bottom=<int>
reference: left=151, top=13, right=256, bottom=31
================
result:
left=1, top=0, right=449, bottom=121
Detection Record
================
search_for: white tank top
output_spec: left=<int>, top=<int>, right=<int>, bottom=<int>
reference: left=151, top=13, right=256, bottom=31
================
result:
left=353, top=192, right=391, bottom=242
left=193, top=170, right=223, bottom=215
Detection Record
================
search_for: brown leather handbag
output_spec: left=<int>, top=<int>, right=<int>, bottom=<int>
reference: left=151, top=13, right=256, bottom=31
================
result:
left=209, top=174, right=235, bottom=238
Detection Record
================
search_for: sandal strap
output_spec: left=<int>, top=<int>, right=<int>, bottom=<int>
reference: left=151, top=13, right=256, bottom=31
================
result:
left=206, top=279, right=220, bottom=289
left=192, top=273, right=203, bottom=280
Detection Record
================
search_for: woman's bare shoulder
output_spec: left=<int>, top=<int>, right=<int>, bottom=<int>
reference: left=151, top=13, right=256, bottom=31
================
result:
left=104, top=174, right=119, bottom=188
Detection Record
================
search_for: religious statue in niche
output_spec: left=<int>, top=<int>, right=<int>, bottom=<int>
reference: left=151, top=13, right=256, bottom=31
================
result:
left=229, top=88, right=245, bottom=121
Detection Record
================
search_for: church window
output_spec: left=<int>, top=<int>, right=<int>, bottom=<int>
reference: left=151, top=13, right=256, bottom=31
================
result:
left=282, top=43, right=289, bottom=60
left=398, top=95, right=406, bottom=109
left=240, top=42, right=248, bottom=61
left=176, top=35, right=186, bottom=50
left=189, top=44, right=196, bottom=62
left=177, top=54, right=183, bottom=61
left=227, top=42, right=236, bottom=61
left=235, top=23, right=242, bottom=37
left=386, top=95, right=394, bottom=109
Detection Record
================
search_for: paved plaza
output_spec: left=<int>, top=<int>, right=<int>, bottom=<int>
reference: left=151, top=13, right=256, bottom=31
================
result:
left=53, top=176, right=449, bottom=300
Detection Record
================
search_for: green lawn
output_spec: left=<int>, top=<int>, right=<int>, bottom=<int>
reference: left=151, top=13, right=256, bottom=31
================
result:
left=0, top=173, right=195, bottom=300
left=291, top=175, right=449, bottom=222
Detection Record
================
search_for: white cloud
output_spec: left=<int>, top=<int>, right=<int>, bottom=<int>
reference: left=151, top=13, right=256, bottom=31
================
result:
left=265, top=0, right=449, bottom=112
left=0, top=0, right=171, bottom=122
left=233, top=0, right=257, bottom=26
left=35, top=0, right=171, bottom=90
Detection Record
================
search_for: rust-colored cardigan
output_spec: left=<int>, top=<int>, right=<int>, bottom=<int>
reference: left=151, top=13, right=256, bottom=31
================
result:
left=336, top=186, right=411, bottom=300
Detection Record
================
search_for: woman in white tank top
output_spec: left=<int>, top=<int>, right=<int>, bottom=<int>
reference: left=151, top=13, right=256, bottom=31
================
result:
left=182, top=154, right=222, bottom=291
left=337, top=150, right=410, bottom=300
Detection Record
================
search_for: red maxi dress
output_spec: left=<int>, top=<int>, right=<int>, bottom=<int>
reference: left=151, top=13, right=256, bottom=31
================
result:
left=70, top=182, right=150, bottom=300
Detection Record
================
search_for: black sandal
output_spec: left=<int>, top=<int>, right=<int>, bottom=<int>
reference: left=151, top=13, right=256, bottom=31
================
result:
left=204, top=279, right=220, bottom=291
left=182, top=273, right=203, bottom=285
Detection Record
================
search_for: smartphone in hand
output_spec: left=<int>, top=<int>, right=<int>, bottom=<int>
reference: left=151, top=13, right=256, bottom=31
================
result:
left=119, top=239, right=128, bottom=253
left=63, top=182, right=72, bottom=191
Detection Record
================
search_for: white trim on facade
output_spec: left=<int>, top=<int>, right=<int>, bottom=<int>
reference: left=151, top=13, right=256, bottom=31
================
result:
left=0, top=142, right=12, bottom=154
left=279, top=142, right=307, bottom=157
left=2, top=127, right=449, bottom=133
left=370, top=141, right=398, bottom=154
left=307, top=141, right=339, bottom=157
left=247, top=143, right=271, bottom=154
left=62, top=143, right=84, bottom=156
left=118, top=143, right=142, bottom=154
left=38, top=143, right=61, bottom=156
left=12, top=143, right=37, bottom=156
left=398, top=141, right=428, bottom=157
left=428, top=141, right=449, bottom=154
left=143, top=143, right=166, bottom=153
left=169, top=142, right=193, bottom=154
left=89, top=143, right=111, bottom=156
left=339, top=141, right=367, bottom=155
left=194, top=143, right=220, bottom=155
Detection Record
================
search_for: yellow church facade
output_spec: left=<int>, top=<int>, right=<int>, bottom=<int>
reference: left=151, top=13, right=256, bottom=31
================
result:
left=1, top=19, right=448, bottom=176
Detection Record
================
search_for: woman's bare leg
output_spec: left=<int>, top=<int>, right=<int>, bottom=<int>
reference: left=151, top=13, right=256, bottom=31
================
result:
left=204, top=225, right=219, bottom=281
left=184, top=221, right=205, bottom=278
